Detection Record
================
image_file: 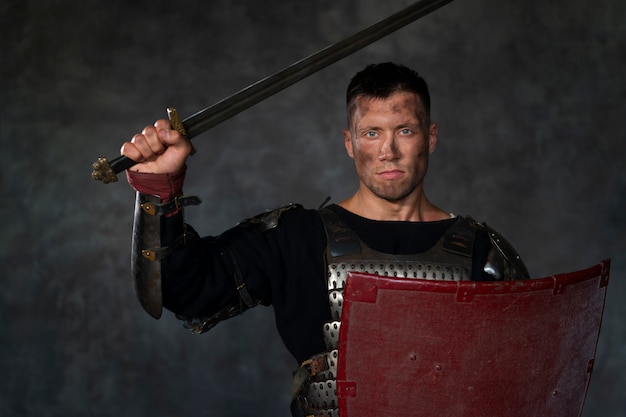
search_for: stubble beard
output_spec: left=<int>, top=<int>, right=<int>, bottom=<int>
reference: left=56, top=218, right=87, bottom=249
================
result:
left=364, top=177, right=421, bottom=203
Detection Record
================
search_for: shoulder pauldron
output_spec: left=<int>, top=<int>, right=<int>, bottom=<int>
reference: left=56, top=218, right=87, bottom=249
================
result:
left=239, top=203, right=302, bottom=232
left=468, top=217, right=530, bottom=280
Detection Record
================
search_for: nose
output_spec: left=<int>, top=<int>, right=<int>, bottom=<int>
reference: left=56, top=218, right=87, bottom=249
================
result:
left=378, top=134, right=399, bottom=161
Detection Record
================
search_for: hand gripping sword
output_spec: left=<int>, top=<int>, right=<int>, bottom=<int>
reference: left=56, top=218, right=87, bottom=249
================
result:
left=91, top=0, right=455, bottom=184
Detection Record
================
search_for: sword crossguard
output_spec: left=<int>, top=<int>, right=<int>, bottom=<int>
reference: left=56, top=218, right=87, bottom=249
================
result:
left=167, top=107, right=196, bottom=155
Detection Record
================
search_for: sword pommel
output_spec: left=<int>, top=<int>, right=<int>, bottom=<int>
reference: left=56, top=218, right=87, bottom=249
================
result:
left=92, top=154, right=138, bottom=183
left=92, top=157, right=118, bottom=184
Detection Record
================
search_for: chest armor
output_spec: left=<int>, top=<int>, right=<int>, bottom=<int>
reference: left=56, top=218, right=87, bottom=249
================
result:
left=296, top=208, right=478, bottom=417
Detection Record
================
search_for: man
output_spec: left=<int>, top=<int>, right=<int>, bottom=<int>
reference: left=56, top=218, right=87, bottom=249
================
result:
left=122, top=62, right=529, bottom=416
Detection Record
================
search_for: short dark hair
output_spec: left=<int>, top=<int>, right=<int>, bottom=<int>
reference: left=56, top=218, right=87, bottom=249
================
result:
left=346, top=62, right=431, bottom=126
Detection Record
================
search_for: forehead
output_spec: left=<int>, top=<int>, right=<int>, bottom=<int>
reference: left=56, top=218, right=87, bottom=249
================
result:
left=351, top=92, right=426, bottom=126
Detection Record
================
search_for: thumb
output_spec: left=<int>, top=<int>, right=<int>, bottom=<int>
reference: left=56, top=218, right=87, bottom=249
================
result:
left=154, top=119, right=194, bottom=154
left=159, top=128, right=195, bottom=159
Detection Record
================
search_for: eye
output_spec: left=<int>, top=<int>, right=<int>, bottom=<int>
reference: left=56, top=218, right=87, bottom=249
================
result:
left=365, top=131, right=378, bottom=138
left=399, top=128, right=412, bottom=135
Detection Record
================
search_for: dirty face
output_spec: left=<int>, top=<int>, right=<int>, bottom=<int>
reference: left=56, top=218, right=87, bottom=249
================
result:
left=344, top=91, right=437, bottom=203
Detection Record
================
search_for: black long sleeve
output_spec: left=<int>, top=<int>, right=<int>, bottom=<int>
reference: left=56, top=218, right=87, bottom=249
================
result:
left=158, top=204, right=493, bottom=363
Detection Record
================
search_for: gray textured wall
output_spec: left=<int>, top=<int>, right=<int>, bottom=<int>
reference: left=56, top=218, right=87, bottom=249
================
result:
left=2, top=0, right=624, bottom=416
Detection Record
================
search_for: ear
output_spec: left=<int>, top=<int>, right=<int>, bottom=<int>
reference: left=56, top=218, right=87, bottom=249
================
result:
left=428, top=123, right=438, bottom=155
left=343, top=129, right=355, bottom=159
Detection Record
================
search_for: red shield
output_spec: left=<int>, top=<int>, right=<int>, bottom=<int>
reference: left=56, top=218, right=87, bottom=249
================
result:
left=336, top=260, right=610, bottom=417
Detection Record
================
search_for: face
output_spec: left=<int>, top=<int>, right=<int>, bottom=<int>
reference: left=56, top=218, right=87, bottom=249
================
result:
left=343, top=91, right=437, bottom=203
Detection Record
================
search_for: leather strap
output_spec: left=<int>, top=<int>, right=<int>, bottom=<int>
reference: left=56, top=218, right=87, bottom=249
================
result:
left=140, top=195, right=202, bottom=216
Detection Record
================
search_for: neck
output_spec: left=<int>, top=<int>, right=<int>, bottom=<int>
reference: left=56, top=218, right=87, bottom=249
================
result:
left=338, top=188, right=449, bottom=222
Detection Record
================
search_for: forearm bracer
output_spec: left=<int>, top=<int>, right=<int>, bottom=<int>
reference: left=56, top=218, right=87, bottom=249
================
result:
left=131, top=192, right=201, bottom=318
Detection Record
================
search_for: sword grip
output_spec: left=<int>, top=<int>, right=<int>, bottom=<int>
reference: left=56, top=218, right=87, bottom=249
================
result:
left=110, top=155, right=138, bottom=173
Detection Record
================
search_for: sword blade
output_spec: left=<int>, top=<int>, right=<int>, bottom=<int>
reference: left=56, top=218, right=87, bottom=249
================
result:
left=92, top=0, right=454, bottom=183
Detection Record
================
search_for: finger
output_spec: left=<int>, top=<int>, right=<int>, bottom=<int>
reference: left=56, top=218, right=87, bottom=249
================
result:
left=153, top=119, right=187, bottom=147
left=120, top=140, right=145, bottom=163
left=140, top=125, right=167, bottom=156
left=127, top=132, right=161, bottom=162
left=152, top=119, right=194, bottom=156
left=154, top=118, right=174, bottom=132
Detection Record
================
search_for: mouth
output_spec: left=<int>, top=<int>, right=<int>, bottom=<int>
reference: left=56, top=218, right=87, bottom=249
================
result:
left=377, top=169, right=404, bottom=180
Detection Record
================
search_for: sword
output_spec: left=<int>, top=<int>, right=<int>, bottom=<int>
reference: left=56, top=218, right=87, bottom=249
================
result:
left=92, top=0, right=455, bottom=184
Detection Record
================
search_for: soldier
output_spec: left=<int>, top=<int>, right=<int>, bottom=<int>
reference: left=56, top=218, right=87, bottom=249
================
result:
left=121, top=62, right=529, bottom=416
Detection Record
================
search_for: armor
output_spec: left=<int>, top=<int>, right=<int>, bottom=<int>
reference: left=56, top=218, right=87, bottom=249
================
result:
left=131, top=192, right=201, bottom=318
left=292, top=208, right=530, bottom=417
left=481, top=222, right=529, bottom=280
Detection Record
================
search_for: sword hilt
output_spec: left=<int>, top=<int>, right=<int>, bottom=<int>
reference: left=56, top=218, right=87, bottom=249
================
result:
left=92, top=107, right=193, bottom=183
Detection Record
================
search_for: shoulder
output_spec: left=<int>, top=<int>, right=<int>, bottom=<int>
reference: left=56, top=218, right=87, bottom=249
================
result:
left=459, top=215, right=530, bottom=280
